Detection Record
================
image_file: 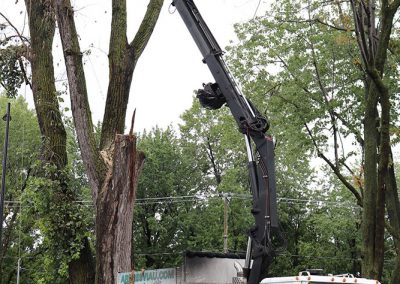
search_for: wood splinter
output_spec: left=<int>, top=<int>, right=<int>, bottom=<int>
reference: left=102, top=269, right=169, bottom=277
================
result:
left=129, top=108, right=136, bottom=137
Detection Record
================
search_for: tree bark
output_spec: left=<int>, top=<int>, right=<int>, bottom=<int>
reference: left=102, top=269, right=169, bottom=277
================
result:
left=361, top=79, right=381, bottom=278
left=100, top=0, right=164, bottom=149
left=24, top=1, right=95, bottom=282
left=96, top=134, right=144, bottom=283
left=68, top=237, right=96, bottom=283
left=25, top=0, right=67, bottom=169
left=350, top=0, right=400, bottom=279
left=385, top=152, right=400, bottom=284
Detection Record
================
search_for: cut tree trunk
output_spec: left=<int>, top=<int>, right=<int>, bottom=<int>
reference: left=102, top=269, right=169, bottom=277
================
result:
left=95, top=134, right=145, bottom=284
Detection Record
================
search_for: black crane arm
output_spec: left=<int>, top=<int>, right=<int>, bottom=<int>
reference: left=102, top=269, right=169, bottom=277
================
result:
left=172, top=0, right=268, bottom=134
left=172, top=1, right=279, bottom=283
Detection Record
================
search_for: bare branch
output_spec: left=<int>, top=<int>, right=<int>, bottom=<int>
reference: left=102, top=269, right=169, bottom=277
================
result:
left=308, top=33, right=340, bottom=166
left=350, top=0, right=369, bottom=65
left=304, top=122, right=363, bottom=206
left=18, top=58, right=32, bottom=89
left=1, top=34, right=30, bottom=44
left=314, top=18, right=354, bottom=32
left=0, top=12, right=30, bottom=45
left=332, top=111, right=364, bottom=147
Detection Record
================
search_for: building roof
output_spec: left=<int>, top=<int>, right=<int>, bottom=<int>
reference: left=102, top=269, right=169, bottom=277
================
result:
left=184, top=250, right=246, bottom=259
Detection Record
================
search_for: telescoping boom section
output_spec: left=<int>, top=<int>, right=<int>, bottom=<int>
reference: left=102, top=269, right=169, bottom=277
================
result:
left=172, top=1, right=280, bottom=283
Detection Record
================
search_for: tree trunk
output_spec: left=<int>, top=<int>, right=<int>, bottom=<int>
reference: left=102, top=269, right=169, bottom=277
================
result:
left=385, top=151, right=400, bottom=284
left=350, top=0, right=400, bottom=279
left=361, top=83, right=381, bottom=278
left=96, top=134, right=144, bottom=283
left=25, top=0, right=67, bottom=168
left=24, top=1, right=95, bottom=282
left=68, top=238, right=96, bottom=283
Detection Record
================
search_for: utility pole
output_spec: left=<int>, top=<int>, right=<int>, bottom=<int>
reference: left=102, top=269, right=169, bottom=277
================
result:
left=223, top=193, right=229, bottom=253
left=0, top=102, right=11, bottom=258
left=16, top=258, right=21, bottom=284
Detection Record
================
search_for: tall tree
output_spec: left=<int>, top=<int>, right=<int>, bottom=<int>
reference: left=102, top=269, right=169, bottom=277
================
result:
left=1, top=1, right=95, bottom=282
left=349, top=0, right=400, bottom=279
left=53, top=0, right=163, bottom=282
left=25, top=1, right=95, bottom=281
left=1, top=0, right=163, bottom=282
left=226, top=0, right=400, bottom=281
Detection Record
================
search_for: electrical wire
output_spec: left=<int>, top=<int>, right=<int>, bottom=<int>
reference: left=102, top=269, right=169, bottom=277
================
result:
left=253, top=0, right=262, bottom=19
left=3, top=194, right=360, bottom=209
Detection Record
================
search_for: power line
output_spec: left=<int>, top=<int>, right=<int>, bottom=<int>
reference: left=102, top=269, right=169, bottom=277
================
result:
left=132, top=250, right=365, bottom=262
left=2, top=194, right=360, bottom=209
left=253, top=0, right=262, bottom=19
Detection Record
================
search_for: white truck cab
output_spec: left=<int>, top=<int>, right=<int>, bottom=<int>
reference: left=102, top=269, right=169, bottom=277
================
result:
left=260, top=271, right=380, bottom=284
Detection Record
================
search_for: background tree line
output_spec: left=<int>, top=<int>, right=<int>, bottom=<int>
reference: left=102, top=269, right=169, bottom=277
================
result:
left=0, top=95, right=396, bottom=283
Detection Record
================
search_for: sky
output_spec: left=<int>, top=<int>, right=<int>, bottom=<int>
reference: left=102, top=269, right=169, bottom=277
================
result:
left=1, top=0, right=269, bottom=133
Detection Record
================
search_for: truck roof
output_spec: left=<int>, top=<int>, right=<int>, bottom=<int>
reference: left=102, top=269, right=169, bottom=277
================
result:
left=260, top=273, right=380, bottom=284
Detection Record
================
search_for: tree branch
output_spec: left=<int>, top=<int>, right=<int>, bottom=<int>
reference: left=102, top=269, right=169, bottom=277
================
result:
left=109, top=0, right=128, bottom=66
left=54, top=0, right=104, bottom=202
left=309, top=34, right=340, bottom=166
left=350, top=0, right=369, bottom=66
left=389, top=0, right=400, bottom=12
left=276, top=56, right=320, bottom=104
left=332, top=111, right=364, bottom=147
left=304, top=122, right=363, bottom=206
left=18, top=58, right=32, bottom=89
left=130, top=0, right=164, bottom=63
left=0, top=12, right=31, bottom=45
left=100, top=0, right=164, bottom=149
left=314, top=18, right=354, bottom=32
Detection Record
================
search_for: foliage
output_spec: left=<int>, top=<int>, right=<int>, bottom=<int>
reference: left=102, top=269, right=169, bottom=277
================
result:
left=0, top=95, right=93, bottom=283
left=227, top=0, right=367, bottom=166
left=179, top=98, right=244, bottom=190
left=2, top=0, right=399, bottom=280
left=180, top=98, right=254, bottom=252
left=0, top=95, right=41, bottom=283
left=225, top=0, right=400, bottom=279
left=21, top=163, right=92, bottom=283
left=0, top=46, right=24, bottom=98
left=134, top=126, right=194, bottom=268
left=134, top=124, right=251, bottom=269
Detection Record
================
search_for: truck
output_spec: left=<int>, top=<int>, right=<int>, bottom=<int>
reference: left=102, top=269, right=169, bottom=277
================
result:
left=171, top=1, right=381, bottom=284
left=260, top=271, right=380, bottom=284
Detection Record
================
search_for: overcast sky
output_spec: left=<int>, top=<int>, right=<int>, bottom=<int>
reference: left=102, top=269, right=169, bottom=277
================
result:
left=1, top=0, right=269, bottom=133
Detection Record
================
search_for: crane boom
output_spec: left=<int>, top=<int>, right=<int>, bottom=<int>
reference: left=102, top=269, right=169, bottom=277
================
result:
left=172, top=1, right=279, bottom=283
